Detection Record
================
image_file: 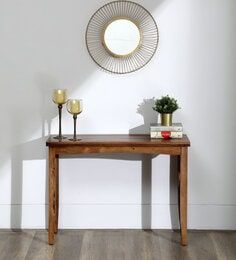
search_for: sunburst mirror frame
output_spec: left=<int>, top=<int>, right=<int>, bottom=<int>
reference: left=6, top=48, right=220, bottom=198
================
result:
left=86, top=1, right=159, bottom=74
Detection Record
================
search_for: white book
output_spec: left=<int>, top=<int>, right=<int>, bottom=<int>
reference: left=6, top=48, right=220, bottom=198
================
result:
left=150, top=123, right=183, bottom=132
left=151, top=131, right=183, bottom=139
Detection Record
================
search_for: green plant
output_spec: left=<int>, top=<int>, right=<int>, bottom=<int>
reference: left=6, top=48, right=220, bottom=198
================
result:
left=153, top=95, right=180, bottom=114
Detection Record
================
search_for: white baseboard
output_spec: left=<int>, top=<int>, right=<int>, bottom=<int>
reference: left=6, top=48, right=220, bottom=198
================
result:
left=1, top=204, right=236, bottom=230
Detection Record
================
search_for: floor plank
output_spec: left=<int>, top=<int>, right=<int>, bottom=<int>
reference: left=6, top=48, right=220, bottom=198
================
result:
left=209, top=231, right=236, bottom=260
left=25, top=230, right=55, bottom=260
left=0, top=230, right=235, bottom=260
left=53, top=230, right=84, bottom=260
left=0, top=230, right=35, bottom=260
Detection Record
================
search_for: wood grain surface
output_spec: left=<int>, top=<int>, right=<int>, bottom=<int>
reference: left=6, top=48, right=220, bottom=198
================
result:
left=46, top=134, right=190, bottom=147
left=46, top=134, right=190, bottom=246
left=0, top=230, right=235, bottom=260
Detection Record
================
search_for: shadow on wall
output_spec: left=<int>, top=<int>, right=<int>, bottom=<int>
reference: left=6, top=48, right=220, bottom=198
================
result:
left=8, top=0, right=99, bottom=229
left=130, top=98, right=180, bottom=229
left=10, top=98, right=180, bottom=230
left=11, top=138, right=48, bottom=229
left=169, top=156, right=180, bottom=229
left=8, top=0, right=168, bottom=229
left=129, top=99, right=157, bottom=228
left=129, top=98, right=158, bottom=134
left=62, top=153, right=155, bottom=229
left=10, top=75, right=56, bottom=228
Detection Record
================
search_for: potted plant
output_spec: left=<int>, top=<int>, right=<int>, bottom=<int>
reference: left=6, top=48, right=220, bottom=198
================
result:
left=153, top=95, right=180, bottom=126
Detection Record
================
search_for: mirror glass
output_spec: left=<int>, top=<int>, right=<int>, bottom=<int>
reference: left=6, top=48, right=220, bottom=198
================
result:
left=103, top=19, right=141, bottom=57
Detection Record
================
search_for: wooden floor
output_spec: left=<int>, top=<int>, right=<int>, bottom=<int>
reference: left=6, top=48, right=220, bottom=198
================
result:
left=0, top=230, right=236, bottom=260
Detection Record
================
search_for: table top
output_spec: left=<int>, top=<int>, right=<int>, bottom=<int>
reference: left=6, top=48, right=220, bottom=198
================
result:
left=46, top=134, right=190, bottom=147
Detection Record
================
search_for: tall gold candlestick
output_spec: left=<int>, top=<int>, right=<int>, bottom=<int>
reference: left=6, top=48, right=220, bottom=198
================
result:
left=52, top=89, right=68, bottom=140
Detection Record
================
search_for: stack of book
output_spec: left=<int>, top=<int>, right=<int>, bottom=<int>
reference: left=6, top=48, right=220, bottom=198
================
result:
left=150, top=123, right=183, bottom=139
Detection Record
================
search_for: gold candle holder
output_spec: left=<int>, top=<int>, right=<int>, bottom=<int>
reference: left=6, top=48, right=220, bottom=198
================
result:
left=52, top=89, right=67, bottom=140
left=66, top=99, right=83, bottom=141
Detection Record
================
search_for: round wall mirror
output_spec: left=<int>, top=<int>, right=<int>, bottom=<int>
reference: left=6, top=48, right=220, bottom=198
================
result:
left=103, top=19, right=141, bottom=57
left=86, top=1, right=159, bottom=74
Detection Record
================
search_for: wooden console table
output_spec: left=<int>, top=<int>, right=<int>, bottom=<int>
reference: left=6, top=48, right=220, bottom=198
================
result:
left=46, top=134, right=190, bottom=246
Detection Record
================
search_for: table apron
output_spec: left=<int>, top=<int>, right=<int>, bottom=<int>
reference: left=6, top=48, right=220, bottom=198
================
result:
left=49, top=146, right=182, bottom=155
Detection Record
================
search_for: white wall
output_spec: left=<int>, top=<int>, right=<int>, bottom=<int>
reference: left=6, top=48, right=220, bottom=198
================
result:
left=0, top=0, right=236, bottom=229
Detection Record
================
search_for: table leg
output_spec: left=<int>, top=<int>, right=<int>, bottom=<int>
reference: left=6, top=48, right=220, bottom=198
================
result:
left=177, top=156, right=180, bottom=227
left=179, top=147, right=188, bottom=246
left=48, top=148, right=56, bottom=245
left=54, top=155, right=59, bottom=234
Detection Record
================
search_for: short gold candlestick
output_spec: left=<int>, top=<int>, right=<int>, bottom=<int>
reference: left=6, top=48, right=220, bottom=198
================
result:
left=52, top=89, right=67, bottom=140
left=66, top=99, right=83, bottom=141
